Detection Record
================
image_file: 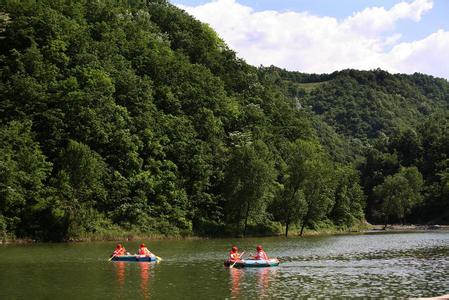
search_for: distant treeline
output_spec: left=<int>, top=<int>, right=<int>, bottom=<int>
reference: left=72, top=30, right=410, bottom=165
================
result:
left=266, top=67, right=449, bottom=225
left=0, top=0, right=447, bottom=241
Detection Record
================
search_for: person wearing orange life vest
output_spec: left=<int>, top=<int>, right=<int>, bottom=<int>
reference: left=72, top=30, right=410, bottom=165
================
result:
left=229, top=246, right=241, bottom=262
left=252, top=245, right=269, bottom=260
left=138, top=244, right=154, bottom=256
left=112, top=244, right=127, bottom=257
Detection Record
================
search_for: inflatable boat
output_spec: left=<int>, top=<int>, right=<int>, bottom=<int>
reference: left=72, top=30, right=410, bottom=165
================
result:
left=224, top=258, right=279, bottom=268
left=111, top=255, right=159, bottom=262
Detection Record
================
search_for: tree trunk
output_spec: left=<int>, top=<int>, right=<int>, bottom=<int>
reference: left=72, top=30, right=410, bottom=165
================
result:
left=299, top=219, right=307, bottom=236
left=243, top=202, right=250, bottom=237
left=285, top=209, right=291, bottom=237
left=300, top=209, right=310, bottom=236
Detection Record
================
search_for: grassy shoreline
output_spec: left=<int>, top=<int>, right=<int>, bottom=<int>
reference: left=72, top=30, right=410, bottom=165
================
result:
left=369, top=224, right=449, bottom=231
left=2, top=224, right=449, bottom=244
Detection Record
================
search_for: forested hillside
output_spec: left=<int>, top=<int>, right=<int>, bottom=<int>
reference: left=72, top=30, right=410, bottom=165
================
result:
left=268, top=67, right=449, bottom=224
left=0, top=0, right=447, bottom=242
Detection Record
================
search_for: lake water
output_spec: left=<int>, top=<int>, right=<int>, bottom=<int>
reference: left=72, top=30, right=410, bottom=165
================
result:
left=1, top=232, right=448, bottom=299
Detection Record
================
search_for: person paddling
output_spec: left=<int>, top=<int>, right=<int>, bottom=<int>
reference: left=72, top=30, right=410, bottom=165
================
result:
left=138, top=243, right=154, bottom=257
left=112, top=244, right=127, bottom=257
left=252, top=245, right=269, bottom=260
left=229, top=246, right=242, bottom=262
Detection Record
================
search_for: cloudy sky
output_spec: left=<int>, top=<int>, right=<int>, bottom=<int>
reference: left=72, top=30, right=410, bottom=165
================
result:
left=173, top=0, right=449, bottom=79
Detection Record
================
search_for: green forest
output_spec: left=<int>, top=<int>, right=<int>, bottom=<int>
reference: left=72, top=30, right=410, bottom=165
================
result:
left=1, top=0, right=448, bottom=241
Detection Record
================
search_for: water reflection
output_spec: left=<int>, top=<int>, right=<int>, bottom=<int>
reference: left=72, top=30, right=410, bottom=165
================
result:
left=229, top=266, right=279, bottom=299
left=139, top=263, right=151, bottom=300
left=256, top=267, right=277, bottom=298
left=113, top=261, right=126, bottom=299
left=114, top=262, right=126, bottom=287
left=1, top=233, right=448, bottom=299
left=229, top=268, right=243, bottom=298
left=113, top=261, right=153, bottom=299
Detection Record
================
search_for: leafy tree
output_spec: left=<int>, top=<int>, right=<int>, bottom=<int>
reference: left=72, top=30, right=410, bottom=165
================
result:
left=374, top=167, right=423, bottom=225
left=298, top=158, right=336, bottom=236
left=330, top=166, right=365, bottom=227
left=52, top=140, right=108, bottom=238
left=273, top=140, right=321, bottom=236
left=0, top=120, right=52, bottom=238
left=223, top=140, right=276, bottom=236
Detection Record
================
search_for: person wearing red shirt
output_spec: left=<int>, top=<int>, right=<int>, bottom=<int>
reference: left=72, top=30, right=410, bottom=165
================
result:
left=252, top=245, right=269, bottom=260
left=138, top=243, right=154, bottom=256
left=229, top=246, right=241, bottom=262
left=112, top=244, right=126, bottom=257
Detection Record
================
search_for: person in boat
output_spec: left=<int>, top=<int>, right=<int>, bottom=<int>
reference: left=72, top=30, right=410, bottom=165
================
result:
left=252, top=245, right=269, bottom=260
left=112, top=243, right=127, bottom=257
left=138, top=243, right=154, bottom=257
left=229, top=246, right=241, bottom=262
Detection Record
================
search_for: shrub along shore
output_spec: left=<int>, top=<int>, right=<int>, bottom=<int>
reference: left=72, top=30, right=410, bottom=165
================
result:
left=3, top=222, right=449, bottom=245
left=0, top=221, right=372, bottom=244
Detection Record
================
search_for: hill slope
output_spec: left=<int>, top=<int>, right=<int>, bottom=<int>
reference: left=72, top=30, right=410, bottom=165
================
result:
left=265, top=67, right=449, bottom=224
left=0, top=0, right=448, bottom=241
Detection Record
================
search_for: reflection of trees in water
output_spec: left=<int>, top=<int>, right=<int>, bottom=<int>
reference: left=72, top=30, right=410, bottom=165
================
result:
left=139, top=263, right=151, bottom=300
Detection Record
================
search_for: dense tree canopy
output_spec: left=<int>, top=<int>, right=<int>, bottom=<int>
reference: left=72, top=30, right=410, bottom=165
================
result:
left=0, top=0, right=447, bottom=241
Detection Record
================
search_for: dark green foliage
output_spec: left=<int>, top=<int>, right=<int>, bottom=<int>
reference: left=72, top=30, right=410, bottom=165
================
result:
left=1, top=0, right=325, bottom=240
left=223, top=140, right=276, bottom=236
left=0, top=121, right=53, bottom=239
left=356, top=113, right=449, bottom=224
left=331, top=166, right=365, bottom=227
left=373, top=167, right=423, bottom=225
left=1, top=0, right=447, bottom=241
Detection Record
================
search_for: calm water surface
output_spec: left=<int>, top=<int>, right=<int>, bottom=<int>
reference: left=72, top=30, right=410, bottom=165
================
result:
left=1, top=232, right=448, bottom=299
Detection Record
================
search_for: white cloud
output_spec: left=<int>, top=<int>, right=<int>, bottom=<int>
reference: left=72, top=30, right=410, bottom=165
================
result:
left=176, top=0, right=449, bottom=79
left=387, top=30, right=449, bottom=78
left=343, top=0, right=433, bottom=35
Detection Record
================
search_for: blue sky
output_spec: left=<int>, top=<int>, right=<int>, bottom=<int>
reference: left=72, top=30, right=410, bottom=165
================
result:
left=174, top=0, right=449, bottom=79
left=175, top=0, right=449, bottom=41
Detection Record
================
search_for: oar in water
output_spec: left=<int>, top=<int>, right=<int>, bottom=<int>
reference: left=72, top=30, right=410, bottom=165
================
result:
left=230, top=251, right=245, bottom=268
left=108, top=254, right=117, bottom=261
left=155, top=255, right=162, bottom=261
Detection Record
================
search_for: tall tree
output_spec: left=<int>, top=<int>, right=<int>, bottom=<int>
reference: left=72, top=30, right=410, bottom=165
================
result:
left=273, top=140, right=321, bottom=236
left=374, top=167, right=423, bottom=225
left=0, top=120, right=52, bottom=239
left=299, top=158, right=335, bottom=236
left=223, top=139, right=276, bottom=236
left=330, top=165, right=365, bottom=227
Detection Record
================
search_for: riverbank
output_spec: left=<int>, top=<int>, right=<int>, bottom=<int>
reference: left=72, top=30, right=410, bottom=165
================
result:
left=0, top=232, right=201, bottom=244
left=3, top=223, right=449, bottom=244
left=370, top=224, right=449, bottom=231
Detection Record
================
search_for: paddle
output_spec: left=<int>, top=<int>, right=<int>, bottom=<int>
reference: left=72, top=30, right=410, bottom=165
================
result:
left=155, top=255, right=162, bottom=261
left=108, top=253, right=117, bottom=261
left=230, top=251, right=245, bottom=268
